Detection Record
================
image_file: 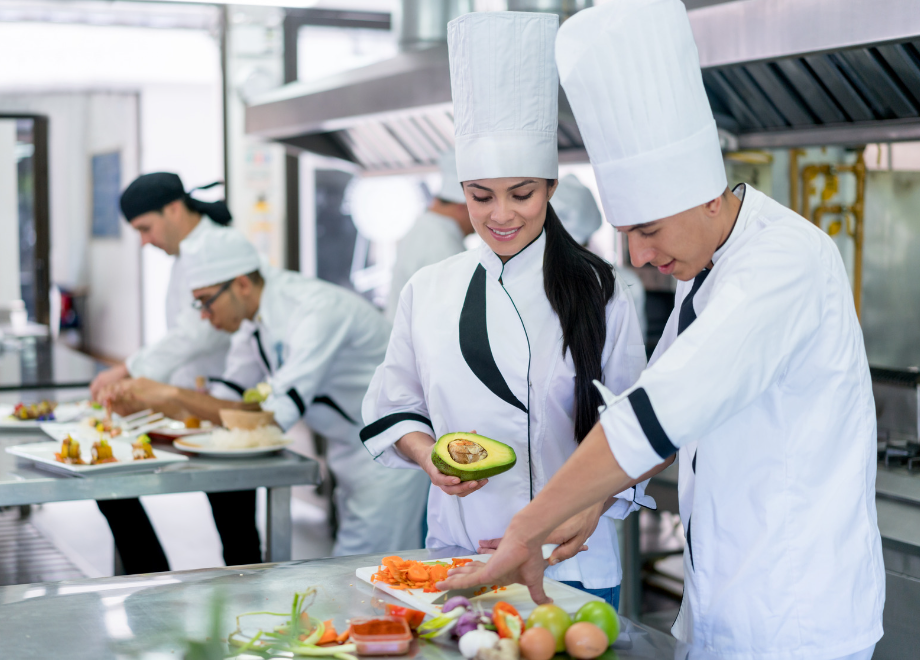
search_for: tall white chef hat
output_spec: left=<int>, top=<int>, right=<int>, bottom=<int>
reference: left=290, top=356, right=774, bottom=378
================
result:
left=552, top=174, right=602, bottom=244
left=448, top=11, right=559, bottom=182
left=436, top=149, right=466, bottom=204
left=556, top=0, right=727, bottom=227
left=184, top=227, right=261, bottom=290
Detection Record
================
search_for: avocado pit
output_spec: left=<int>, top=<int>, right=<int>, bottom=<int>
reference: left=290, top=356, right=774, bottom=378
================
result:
left=448, top=439, right=488, bottom=464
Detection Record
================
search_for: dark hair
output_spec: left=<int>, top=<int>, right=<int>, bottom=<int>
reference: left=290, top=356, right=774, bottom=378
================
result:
left=245, top=270, right=264, bottom=286
left=182, top=195, right=233, bottom=226
left=544, top=184, right=616, bottom=442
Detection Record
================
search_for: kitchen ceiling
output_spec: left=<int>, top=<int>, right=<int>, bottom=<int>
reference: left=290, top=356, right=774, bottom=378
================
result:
left=246, top=0, right=920, bottom=171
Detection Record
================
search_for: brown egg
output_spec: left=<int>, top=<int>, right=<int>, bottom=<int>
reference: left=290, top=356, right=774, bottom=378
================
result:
left=564, top=622, right=609, bottom=659
left=520, top=626, right=556, bottom=660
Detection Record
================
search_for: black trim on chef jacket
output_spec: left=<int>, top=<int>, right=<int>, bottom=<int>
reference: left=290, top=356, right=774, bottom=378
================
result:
left=312, top=395, right=357, bottom=425
left=208, top=377, right=245, bottom=396
left=287, top=388, right=306, bottom=416
left=628, top=388, right=677, bottom=459
left=253, top=329, right=272, bottom=372
left=459, top=265, right=529, bottom=414
left=459, top=224, right=542, bottom=498
left=253, top=328, right=355, bottom=425
left=360, top=412, right=434, bottom=443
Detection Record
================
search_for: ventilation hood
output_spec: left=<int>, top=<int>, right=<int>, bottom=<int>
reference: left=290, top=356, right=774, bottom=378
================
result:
left=246, top=0, right=920, bottom=172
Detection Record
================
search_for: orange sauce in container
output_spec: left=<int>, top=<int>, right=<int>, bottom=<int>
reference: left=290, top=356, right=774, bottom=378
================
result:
left=350, top=616, right=412, bottom=656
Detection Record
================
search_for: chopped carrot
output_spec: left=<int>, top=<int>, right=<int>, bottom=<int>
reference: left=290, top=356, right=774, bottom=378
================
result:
left=369, top=555, right=471, bottom=593
left=336, top=625, right=352, bottom=644
left=317, top=620, right=338, bottom=645
left=407, top=564, right=429, bottom=582
left=428, top=564, right=449, bottom=582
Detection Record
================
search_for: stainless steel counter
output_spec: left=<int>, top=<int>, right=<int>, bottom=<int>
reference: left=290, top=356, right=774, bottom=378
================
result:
left=0, top=548, right=679, bottom=660
left=0, top=432, right=321, bottom=562
left=0, top=338, right=103, bottom=391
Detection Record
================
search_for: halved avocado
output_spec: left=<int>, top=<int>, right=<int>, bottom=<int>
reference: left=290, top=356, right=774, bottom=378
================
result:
left=431, top=432, right=516, bottom=482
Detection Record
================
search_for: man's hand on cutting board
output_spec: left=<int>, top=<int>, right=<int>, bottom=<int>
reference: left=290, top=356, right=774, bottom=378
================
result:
left=436, top=529, right=552, bottom=605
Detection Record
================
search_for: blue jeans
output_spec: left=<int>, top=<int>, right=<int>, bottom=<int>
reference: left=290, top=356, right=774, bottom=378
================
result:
left=561, top=581, right=620, bottom=610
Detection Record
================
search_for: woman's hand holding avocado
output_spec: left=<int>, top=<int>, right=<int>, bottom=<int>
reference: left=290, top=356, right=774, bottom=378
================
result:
left=396, top=431, right=489, bottom=497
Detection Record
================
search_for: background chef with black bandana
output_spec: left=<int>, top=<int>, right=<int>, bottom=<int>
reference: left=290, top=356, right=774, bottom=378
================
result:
left=91, top=172, right=262, bottom=574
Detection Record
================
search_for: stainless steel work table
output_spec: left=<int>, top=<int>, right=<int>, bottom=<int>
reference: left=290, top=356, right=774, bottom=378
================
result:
left=0, top=548, right=679, bottom=660
left=0, top=431, right=321, bottom=563
left=0, top=337, right=103, bottom=391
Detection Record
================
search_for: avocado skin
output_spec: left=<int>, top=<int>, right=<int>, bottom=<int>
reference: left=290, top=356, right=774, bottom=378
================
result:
left=431, top=432, right=517, bottom=482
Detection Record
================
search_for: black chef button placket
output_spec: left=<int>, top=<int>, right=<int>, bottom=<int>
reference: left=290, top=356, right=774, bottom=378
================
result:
left=677, top=268, right=709, bottom=571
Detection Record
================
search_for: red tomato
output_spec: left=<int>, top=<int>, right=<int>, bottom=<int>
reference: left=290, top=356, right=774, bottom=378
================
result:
left=385, top=604, right=426, bottom=630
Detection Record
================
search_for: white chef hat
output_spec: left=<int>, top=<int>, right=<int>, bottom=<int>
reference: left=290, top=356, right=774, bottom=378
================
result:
left=436, top=149, right=466, bottom=204
left=552, top=174, right=602, bottom=244
left=184, top=228, right=261, bottom=290
left=556, top=0, right=727, bottom=227
left=448, top=11, right=559, bottom=182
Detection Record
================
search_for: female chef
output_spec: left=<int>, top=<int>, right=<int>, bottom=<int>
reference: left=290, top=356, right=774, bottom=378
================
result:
left=440, top=2, right=884, bottom=658
left=361, top=11, right=651, bottom=607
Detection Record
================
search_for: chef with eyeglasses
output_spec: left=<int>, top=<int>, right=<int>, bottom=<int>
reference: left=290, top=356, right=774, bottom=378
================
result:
left=106, top=229, right=430, bottom=556
left=438, top=1, right=885, bottom=658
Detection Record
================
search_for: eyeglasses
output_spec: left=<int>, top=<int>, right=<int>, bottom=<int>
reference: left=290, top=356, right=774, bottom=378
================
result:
left=192, top=280, right=233, bottom=312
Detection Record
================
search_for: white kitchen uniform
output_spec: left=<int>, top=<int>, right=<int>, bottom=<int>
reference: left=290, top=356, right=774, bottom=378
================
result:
left=211, top=268, right=430, bottom=556
left=126, top=217, right=231, bottom=388
left=362, top=229, right=653, bottom=588
left=599, top=185, right=884, bottom=658
left=386, top=211, right=467, bottom=322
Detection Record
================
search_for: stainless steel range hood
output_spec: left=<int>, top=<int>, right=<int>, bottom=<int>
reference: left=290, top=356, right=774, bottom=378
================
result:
left=693, top=0, right=920, bottom=149
left=246, top=0, right=920, bottom=171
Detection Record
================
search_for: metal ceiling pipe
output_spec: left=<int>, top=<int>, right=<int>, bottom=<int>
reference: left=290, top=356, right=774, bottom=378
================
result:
left=398, top=0, right=473, bottom=51
left=507, top=0, right=592, bottom=21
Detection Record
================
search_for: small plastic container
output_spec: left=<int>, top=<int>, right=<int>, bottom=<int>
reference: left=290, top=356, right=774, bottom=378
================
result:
left=350, top=616, right=412, bottom=656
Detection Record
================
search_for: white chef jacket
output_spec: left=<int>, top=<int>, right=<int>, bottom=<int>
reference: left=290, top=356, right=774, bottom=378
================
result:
left=126, top=217, right=231, bottom=388
left=386, top=210, right=467, bottom=322
left=363, top=228, right=653, bottom=589
left=211, top=268, right=429, bottom=556
left=599, top=185, right=884, bottom=658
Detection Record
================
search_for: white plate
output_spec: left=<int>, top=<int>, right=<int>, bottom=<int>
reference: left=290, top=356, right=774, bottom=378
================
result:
left=146, top=419, right=213, bottom=440
left=5, top=439, right=189, bottom=476
left=172, top=432, right=292, bottom=457
left=0, top=401, right=95, bottom=429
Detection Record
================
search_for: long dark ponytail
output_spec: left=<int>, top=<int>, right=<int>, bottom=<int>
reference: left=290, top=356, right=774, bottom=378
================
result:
left=543, top=192, right=616, bottom=442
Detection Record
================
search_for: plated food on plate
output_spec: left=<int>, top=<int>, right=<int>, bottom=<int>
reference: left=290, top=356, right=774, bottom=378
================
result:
left=9, top=401, right=57, bottom=421
left=53, top=433, right=158, bottom=465
left=54, top=435, right=84, bottom=465
left=83, top=415, right=122, bottom=438
left=132, top=435, right=156, bottom=460
left=91, top=439, right=117, bottom=464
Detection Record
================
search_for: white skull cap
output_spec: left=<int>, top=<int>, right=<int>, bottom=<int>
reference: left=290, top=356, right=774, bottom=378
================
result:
left=184, top=228, right=261, bottom=290
left=436, top=149, right=466, bottom=204
left=552, top=174, right=601, bottom=245
left=448, top=11, right=559, bottom=182
left=556, top=0, right=727, bottom=227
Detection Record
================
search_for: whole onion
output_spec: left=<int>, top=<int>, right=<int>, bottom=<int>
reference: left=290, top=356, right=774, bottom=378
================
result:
left=453, top=611, right=494, bottom=638
left=442, top=596, right=472, bottom=614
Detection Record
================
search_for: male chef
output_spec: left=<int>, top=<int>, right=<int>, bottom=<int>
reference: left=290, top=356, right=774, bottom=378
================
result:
left=91, top=172, right=259, bottom=573
left=106, top=230, right=429, bottom=556
left=438, top=1, right=885, bottom=658
left=385, top=149, right=473, bottom=321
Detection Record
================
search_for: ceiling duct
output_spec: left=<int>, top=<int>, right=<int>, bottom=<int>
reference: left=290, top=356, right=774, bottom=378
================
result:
left=692, top=0, right=920, bottom=149
left=246, top=0, right=592, bottom=173
left=247, top=0, right=920, bottom=172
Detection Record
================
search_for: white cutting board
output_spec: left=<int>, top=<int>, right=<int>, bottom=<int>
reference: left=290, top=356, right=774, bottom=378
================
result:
left=355, top=554, right=601, bottom=619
